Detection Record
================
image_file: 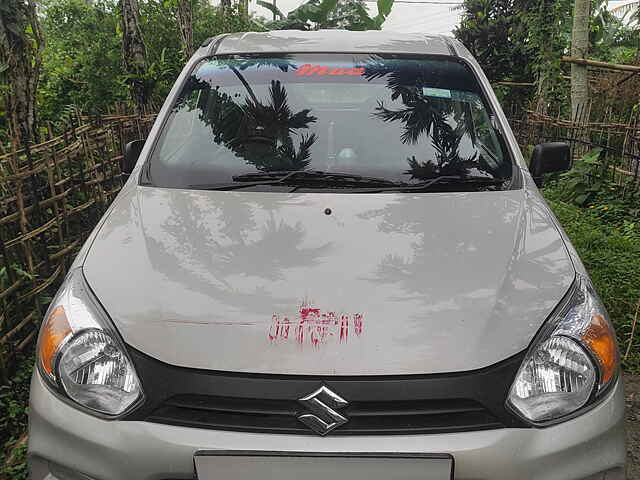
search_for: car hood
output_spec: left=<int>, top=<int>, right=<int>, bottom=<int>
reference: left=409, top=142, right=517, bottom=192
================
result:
left=83, top=186, right=575, bottom=375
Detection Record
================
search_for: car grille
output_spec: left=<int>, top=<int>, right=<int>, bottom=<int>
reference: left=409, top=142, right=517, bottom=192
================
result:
left=145, top=395, right=504, bottom=435
left=125, top=346, right=528, bottom=435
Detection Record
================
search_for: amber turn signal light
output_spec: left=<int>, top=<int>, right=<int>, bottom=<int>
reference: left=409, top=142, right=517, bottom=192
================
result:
left=583, top=314, right=618, bottom=385
left=39, top=306, right=72, bottom=377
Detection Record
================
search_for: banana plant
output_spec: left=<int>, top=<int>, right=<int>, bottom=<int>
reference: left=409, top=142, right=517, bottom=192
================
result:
left=610, top=1, right=639, bottom=21
left=256, top=0, right=394, bottom=31
left=343, top=0, right=395, bottom=30
left=611, top=1, right=640, bottom=25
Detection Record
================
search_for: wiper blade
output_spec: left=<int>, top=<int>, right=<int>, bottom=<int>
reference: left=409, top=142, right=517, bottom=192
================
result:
left=352, top=175, right=508, bottom=193
left=233, top=170, right=400, bottom=186
left=231, top=171, right=298, bottom=182
left=189, top=170, right=302, bottom=191
left=190, top=170, right=401, bottom=191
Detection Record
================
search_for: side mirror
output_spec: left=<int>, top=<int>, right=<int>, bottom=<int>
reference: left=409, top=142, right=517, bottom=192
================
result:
left=529, top=142, right=571, bottom=187
left=122, top=139, right=146, bottom=176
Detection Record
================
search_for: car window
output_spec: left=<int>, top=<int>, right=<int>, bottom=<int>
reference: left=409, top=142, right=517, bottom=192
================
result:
left=146, top=54, right=513, bottom=192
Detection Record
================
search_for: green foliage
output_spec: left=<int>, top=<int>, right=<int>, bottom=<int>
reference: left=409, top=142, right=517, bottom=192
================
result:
left=291, top=0, right=340, bottom=24
left=557, top=147, right=607, bottom=206
left=453, top=0, right=573, bottom=108
left=39, top=0, right=127, bottom=121
left=329, top=0, right=374, bottom=28
left=36, top=0, right=252, bottom=125
left=0, top=61, right=8, bottom=139
left=521, top=0, right=573, bottom=107
left=591, top=1, right=639, bottom=62
left=0, top=353, right=33, bottom=480
left=346, top=0, right=394, bottom=30
left=456, top=0, right=639, bottom=113
left=555, top=147, right=640, bottom=217
left=0, top=265, right=37, bottom=292
left=21, top=0, right=396, bottom=128
left=454, top=0, right=531, bottom=84
left=544, top=188, right=640, bottom=372
left=258, top=0, right=394, bottom=31
left=609, top=45, right=639, bottom=64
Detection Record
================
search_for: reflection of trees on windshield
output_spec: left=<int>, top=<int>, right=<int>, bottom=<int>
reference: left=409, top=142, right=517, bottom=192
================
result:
left=362, top=59, right=491, bottom=180
left=176, top=59, right=318, bottom=173
left=406, top=123, right=480, bottom=179
left=240, top=80, right=318, bottom=171
left=227, top=57, right=296, bottom=105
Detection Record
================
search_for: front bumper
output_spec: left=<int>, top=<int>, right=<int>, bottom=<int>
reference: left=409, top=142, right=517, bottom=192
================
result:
left=28, top=371, right=626, bottom=480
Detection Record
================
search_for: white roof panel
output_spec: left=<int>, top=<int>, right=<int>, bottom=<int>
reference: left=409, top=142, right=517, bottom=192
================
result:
left=214, top=30, right=454, bottom=56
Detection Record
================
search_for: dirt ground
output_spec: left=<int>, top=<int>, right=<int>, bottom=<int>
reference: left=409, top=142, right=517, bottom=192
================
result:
left=626, top=375, right=640, bottom=480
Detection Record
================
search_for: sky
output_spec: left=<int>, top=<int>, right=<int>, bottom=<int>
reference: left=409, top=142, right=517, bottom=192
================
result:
left=249, top=0, right=636, bottom=36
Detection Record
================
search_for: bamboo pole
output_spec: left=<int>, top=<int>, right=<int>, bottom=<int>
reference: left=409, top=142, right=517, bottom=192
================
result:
left=562, top=56, right=640, bottom=73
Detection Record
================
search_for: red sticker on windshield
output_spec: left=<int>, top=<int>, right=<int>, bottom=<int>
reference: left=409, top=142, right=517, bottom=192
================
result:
left=297, top=64, right=365, bottom=76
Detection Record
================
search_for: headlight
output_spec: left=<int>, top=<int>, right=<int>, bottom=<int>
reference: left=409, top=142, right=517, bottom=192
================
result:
left=507, top=275, right=619, bottom=423
left=36, top=268, right=143, bottom=416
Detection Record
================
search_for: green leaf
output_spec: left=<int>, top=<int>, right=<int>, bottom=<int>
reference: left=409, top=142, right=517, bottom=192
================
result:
left=573, top=183, right=587, bottom=194
left=573, top=193, right=589, bottom=206
left=366, top=0, right=394, bottom=29
left=13, top=267, right=35, bottom=280
left=288, top=0, right=339, bottom=25
left=313, top=0, right=339, bottom=23
left=376, top=0, right=394, bottom=19
left=582, top=147, right=603, bottom=164
left=345, top=3, right=374, bottom=29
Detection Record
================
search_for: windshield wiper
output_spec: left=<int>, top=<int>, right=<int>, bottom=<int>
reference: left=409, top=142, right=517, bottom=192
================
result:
left=189, top=170, right=401, bottom=191
left=351, top=175, right=509, bottom=194
left=189, top=171, right=507, bottom=192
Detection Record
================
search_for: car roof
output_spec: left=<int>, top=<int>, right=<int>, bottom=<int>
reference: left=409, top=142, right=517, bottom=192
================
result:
left=206, top=30, right=458, bottom=57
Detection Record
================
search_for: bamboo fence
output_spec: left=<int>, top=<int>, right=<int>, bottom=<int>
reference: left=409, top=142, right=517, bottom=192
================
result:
left=0, top=113, right=155, bottom=380
left=508, top=102, right=640, bottom=189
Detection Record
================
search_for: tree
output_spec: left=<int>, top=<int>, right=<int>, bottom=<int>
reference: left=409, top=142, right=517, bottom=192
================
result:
left=0, top=0, right=44, bottom=145
left=455, top=0, right=573, bottom=112
left=36, top=0, right=253, bottom=124
left=257, top=0, right=394, bottom=30
left=39, top=0, right=126, bottom=120
left=453, top=0, right=535, bottom=112
left=610, top=1, right=640, bottom=62
left=525, top=0, right=573, bottom=112
left=571, top=0, right=591, bottom=117
left=219, top=0, right=232, bottom=30
left=611, top=1, right=639, bottom=20
left=329, top=0, right=369, bottom=28
left=454, top=0, right=530, bottom=84
left=176, top=0, right=194, bottom=57
left=120, top=0, right=148, bottom=115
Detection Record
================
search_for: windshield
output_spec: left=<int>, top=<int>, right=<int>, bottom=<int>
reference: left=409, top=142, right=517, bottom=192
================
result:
left=146, top=54, right=513, bottom=192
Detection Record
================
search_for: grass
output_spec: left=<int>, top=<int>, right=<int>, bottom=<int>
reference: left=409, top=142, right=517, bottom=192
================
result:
left=0, top=352, right=33, bottom=479
left=543, top=183, right=640, bottom=373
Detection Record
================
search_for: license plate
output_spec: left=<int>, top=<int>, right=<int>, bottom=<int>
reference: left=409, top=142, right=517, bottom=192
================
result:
left=194, top=451, right=454, bottom=480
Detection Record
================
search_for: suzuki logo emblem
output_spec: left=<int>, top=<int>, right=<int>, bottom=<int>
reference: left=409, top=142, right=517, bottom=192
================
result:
left=297, top=386, right=349, bottom=436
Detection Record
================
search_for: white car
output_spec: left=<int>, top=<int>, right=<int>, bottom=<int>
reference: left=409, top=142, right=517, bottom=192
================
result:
left=29, top=30, right=626, bottom=480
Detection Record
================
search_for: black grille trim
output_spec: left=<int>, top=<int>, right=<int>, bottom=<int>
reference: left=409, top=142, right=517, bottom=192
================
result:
left=146, top=395, right=503, bottom=435
left=124, top=346, right=529, bottom=435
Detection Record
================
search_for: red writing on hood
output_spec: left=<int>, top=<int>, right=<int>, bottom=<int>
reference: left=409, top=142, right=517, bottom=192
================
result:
left=269, top=304, right=364, bottom=348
